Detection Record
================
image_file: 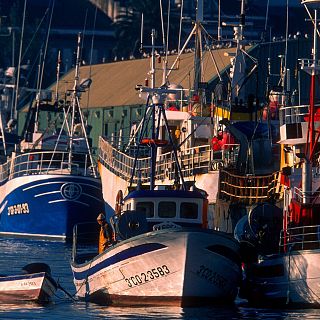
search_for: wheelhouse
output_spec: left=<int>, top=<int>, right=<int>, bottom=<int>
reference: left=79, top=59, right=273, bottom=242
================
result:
left=123, top=189, right=207, bottom=228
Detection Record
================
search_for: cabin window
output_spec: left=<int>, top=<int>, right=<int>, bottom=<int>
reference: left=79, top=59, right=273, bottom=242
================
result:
left=136, top=201, right=154, bottom=218
left=180, top=202, right=198, bottom=219
left=158, top=201, right=176, bottom=218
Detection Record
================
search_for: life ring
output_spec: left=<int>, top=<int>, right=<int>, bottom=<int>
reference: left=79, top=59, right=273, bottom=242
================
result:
left=140, top=138, right=168, bottom=146
left=115, top=190, right=123, bottom=215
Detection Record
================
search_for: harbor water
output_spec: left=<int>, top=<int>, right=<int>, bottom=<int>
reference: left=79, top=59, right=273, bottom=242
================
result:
left=0, top=238, right=319, bottom=320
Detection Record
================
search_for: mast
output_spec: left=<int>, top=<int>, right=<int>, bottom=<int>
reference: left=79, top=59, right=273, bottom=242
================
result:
left=229, top=0, right=246, bottom=103
left=55, top=50, right=61, bottom=103
left=68, top=33, right=82, bottom=167
left=133, top=29, right=187, bottom=190
left=194, top=0, right=203, bottom=94
left=218, top=0, right=221, bottom=41
left=150, top=29, right=156, bottom=190
left=300, top=0, right=320, bottom=208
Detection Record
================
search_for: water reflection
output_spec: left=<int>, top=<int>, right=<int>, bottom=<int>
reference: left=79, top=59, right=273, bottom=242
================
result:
left=0, top=238, right=319, bottom=319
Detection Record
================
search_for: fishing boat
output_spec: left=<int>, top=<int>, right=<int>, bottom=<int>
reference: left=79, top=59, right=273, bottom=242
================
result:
left=71, top=190, right=241, bottom=306
left=0, top=263, right=57, bottom=303
left=238, top=0, right=320, bottom=307
left=71, top=27, right=242, bottom=306
left=0, top=34, right=104, bottom=240
left=98, top=0, right=280, bottom=235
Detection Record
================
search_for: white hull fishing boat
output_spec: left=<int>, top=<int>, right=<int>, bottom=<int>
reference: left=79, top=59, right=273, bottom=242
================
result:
left=238, top=0, right=320, bottom=307
left=98, top=0, right=280, bottom=235
left=72, top=227, right=240, bottom=306
left=71, top=189, right=241, bottom=307
left=0, top=263, right=57, bottom=303
left=71, top=25, right=242, bottom=306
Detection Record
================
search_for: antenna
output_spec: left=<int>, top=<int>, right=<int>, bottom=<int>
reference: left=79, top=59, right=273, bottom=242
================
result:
left=218, top=0, right=221, bottom=41
left=140, top=13, right=144, bottom=52
left=68, top=33, right=81, bottom=167
left=55, top=50, right=61, bottom=103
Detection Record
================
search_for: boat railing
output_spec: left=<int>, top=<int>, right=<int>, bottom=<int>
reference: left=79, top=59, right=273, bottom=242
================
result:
left=9, top=150, right=97, bottom=179
left=219, top=170, right=274, bottom=205
left=299, top=58, right=320, bottom=70
left=279, top=225, right=320, bottom=252
left=279, top=104, right=309, bottom=126
left=293, top=186, right=320, bottom=204
left=72, top=222, right=99, bottom=264
left=267, top=171, right=285, bottom=200
left=0, top=160, right=10, bottom=183
left=99, top=137, right=240, bottom=184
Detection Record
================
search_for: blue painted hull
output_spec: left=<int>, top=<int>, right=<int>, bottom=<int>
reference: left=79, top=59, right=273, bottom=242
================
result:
left=0, top=175, right=104, bottom=240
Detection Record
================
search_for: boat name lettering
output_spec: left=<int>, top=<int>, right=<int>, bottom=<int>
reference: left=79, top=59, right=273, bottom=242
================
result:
left=124, top=265, right=170, bottom=288
left=8, top=203, right=30, bottom=216
left=210, top=160, right=223, bottom=171
left=196, top=265, right=227, bottom=289
left=20, top=281, right=36, bottom=286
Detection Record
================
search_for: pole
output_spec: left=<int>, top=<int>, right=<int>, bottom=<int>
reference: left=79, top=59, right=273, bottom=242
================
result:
left=150, top=29, right=156, bottom=190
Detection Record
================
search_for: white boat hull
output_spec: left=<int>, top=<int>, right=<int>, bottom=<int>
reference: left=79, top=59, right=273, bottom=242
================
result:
left=72, top=229, right=241, bottom=306
left=245, top=249, right=320, bottom=306
left=0, top=272, right=57, bottom=303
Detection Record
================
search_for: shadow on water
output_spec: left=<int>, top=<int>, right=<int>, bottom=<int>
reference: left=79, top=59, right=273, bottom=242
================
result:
left=0, top=238, right=320, bottom=319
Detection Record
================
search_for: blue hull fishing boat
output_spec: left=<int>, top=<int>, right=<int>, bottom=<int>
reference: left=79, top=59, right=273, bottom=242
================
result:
left=0, top=34, right=103, bottom=240
left=0, top=171, right=102, bottom=240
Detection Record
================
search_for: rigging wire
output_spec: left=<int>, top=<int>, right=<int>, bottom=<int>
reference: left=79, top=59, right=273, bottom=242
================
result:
left=38, top=0, right=55, bottom=94
left=165, top=0, right=171, bottom=60
left=21, top=7, right=49, bottom=62
left=12, top=0, right=27, bottom=120
left=178, top=0, right=184, bottom=55
left=283, top=0, right=289, bottom=91
left=85, top=5, right=98, bottom=114
left=80, top=8, right=88, bottom=65
left=263, top=0, right=270, bottom=42
left=159, top=0, right=166, bottom=50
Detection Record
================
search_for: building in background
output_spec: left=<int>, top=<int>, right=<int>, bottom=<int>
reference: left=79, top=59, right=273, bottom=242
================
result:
left=18, top=36, right=312, bottom=155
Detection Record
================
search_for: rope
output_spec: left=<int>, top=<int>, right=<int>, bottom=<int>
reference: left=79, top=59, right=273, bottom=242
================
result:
left=55, top=279, right=77, bottom=302
left=286, top=244, right=292, bottom=304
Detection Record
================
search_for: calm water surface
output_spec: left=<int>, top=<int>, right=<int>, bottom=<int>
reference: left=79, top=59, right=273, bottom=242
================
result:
left=0, top=238, right=319, bottom=320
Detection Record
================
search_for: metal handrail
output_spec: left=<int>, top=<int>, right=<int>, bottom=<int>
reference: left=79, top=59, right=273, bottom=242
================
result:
left=279, top=225, right=320, bottom=251
left=0, top=160, right=10, bottom=183
left=279, top=104, right=310, bottom=125
left=99, top=137, right=240, bottom=184
left=293, top=186, right=320, bottom=203
left=9, top=150, right=97, bottom=179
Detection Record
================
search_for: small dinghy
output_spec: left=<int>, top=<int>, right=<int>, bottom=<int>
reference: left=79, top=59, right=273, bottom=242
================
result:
left=0, top=263, right=58, bottom=303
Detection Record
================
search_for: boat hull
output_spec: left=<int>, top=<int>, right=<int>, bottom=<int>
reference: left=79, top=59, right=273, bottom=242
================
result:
left=71, top=229, right=241, bottom=307
left=0, top=272, right=57, bottom=303
left=0, top=174, right=103, bottom=240
left=244, top=249, right=320, bottom=307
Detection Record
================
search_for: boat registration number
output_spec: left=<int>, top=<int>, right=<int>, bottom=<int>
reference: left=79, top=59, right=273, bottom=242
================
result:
left=124, top=265, right=170, bottom=287
left=8, top=203, right=30, bottom=216
left=196, top=265, right=227, bottom=289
